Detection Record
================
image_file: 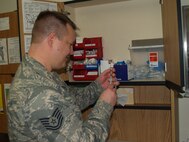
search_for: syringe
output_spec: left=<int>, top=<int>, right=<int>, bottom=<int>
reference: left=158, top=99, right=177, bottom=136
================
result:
left=108, top=60, right=114, bottom=84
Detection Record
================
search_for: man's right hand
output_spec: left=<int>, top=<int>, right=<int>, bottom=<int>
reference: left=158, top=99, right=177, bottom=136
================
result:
left=99, top=88, right=117, bottom=106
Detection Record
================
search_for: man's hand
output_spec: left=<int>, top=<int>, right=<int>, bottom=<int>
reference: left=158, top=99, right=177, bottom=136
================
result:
left=97, top=68, right=119, bottom=89
left=99, top=87, right=117, bottom=106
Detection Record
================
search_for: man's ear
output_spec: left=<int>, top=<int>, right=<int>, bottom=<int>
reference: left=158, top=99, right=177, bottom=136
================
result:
left=47, top=32, right=56, bottom=48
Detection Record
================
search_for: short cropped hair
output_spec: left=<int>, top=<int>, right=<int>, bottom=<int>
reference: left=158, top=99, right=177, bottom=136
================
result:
left=31, top=10, right=77, bottom=43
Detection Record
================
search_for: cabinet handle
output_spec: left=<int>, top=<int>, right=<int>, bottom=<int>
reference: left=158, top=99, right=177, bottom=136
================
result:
left=165, top=62, right=167, bottom=72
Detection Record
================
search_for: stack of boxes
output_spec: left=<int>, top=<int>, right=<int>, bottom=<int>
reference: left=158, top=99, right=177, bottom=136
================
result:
left=72, top=37, right=103, bottom=81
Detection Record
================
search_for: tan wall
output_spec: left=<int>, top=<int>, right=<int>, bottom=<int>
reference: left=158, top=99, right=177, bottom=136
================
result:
left=72, top=0, right=162, bottom=62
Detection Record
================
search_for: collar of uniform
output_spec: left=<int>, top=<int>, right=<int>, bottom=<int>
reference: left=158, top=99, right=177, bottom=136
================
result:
left=24, top=55, right=67, bottom=88
left=24, top=54, right=57, bottom=81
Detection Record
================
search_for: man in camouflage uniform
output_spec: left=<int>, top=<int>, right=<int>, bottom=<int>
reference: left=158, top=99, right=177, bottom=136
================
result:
left=7, top=11, right=119, bottom=142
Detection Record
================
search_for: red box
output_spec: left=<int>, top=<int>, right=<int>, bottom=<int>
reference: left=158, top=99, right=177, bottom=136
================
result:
left=72, top=64, right=85, bottom=70
left=73, top=70, right=98, bottom=81
left=86, top=71, right=98, bottom=80
left=73, top=70, right=86, bottom=81
left=74, top=43, right=85, bottom=49
left=84, top=37, right=102, bottom=49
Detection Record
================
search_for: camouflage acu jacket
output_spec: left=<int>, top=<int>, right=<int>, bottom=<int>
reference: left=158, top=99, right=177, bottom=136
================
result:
left=7, top=55, right=113, bottom=142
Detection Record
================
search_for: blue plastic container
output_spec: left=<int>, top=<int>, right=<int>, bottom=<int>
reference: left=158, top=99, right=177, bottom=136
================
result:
left=114, top=63, right=128, bottom=81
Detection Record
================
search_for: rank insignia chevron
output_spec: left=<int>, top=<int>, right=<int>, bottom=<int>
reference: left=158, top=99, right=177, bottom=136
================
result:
left=39, top=108, right=63, bottom=130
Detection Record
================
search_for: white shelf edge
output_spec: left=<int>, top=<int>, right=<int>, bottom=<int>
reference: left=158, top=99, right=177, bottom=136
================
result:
left=128, top=45, right=164, bottom=50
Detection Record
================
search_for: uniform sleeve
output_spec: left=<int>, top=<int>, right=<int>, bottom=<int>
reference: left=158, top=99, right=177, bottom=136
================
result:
left=26, top=88, right=113, bottom=142
left=68, top=80, right=104, bottom=110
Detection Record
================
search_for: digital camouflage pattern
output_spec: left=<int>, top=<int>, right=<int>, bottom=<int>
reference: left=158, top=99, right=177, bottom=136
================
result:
left=7, top=55, right=113, bottom=142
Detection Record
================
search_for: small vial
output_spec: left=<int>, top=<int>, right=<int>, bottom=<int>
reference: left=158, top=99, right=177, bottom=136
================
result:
left=108, top=60, right=114, bottom=84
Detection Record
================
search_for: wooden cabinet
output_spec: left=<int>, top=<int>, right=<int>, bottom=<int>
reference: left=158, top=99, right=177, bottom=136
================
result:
left=82, top=85, right=172, bottom=142
left=133, top=85, right=170, bottom=105
left=161, top=0, right=184, bottom=89
left=109, top=85, right=179, bottom=142
left=109, top=85, right=172, bottom=142
left=161, top=0, right=182, bottom=140
left=109, top=109, right=171, bottom=142
left=66, top=0, right=185, bottom=91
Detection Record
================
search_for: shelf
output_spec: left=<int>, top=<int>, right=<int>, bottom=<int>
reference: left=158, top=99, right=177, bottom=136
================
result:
left=128, top=45, right=164, bottom=50
left=115, top=104, right=171, bottom=110
left=0, top=64, right=19, bottom=74
left=83, top=104, right=171, bottom=111
left=65, top=0, right=128, bottom=8
left=66, top=80, right=166, bottom=86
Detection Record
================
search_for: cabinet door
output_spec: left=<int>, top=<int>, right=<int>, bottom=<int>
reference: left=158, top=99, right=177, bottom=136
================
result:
left=108, top=109, right=171, bottom=142
left=161, top=0, right=184, bottom=89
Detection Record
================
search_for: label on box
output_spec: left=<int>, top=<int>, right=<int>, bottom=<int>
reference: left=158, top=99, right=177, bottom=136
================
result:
left=73, top=50, right=84, bottom=56
left=76, top=37, right=83, bottom=43
left=85, top=43, right=96, bottom=47
left=87, top=71, right=98, bottom=76
left=74, top=75, right=85, bottom=78
left=149, top=52, right=158, bottom=67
